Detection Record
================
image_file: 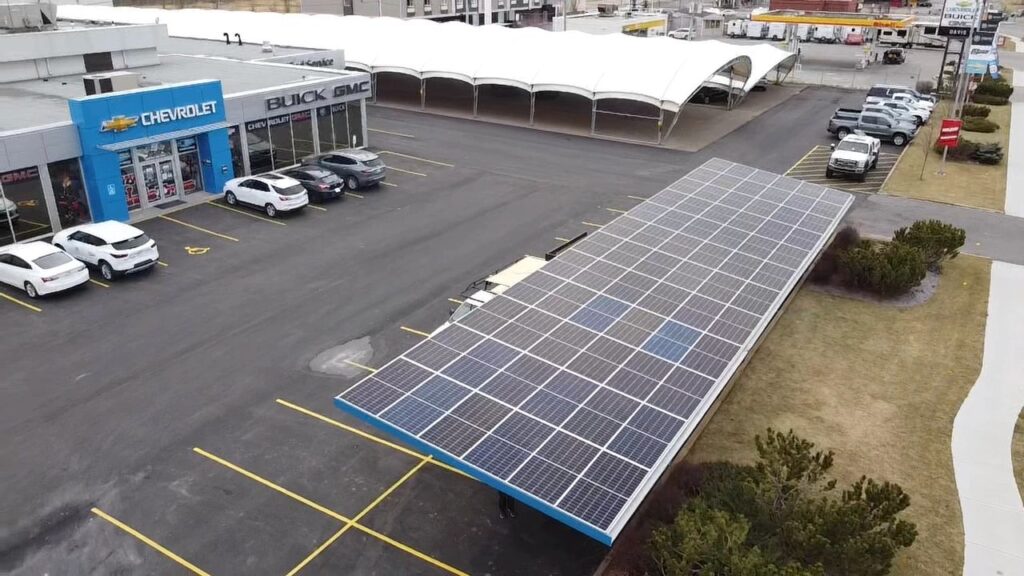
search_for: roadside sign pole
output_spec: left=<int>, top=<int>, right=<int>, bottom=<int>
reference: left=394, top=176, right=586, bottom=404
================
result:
left=0, top=180, right=16, bottom=244
left=938, top=145, right=948, bottom=175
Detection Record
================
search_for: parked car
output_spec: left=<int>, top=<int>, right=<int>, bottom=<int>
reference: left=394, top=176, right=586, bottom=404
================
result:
left=826, top=133, right=881, bottom=181
left=888, top=91, right=935, bottom=111
left=883, top=48, right=906, bottom=64
left=52, top=220, right=159, bottom=281
left=223, top=173, right=309, bottom=217
left=867, top=84, right=937, bottom=105
left=862, top=104, right=918, bottom=128
left=827, top=108, right=917, bottom=146
left=866, top=98, right=930, bottom=125
left=301, top=150, right=387, bottom=190
left=668, top=27, right=691, bottom=39
left=0, top=197, right=19, bottom=224
left=844, top=32, right=865, bottom=45
left=0, top=241, right=88, bottom=298
left=279, top=166, right=346, bottom=203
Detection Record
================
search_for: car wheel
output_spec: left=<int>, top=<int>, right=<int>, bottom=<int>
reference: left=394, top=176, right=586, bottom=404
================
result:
left=346, top=176, right=359, bottom=190
left=825, top=168, right=833, bottom=178
left=871, top=157, right=878, bottom=169
left=837, top=128, right=850, bottom=139
left=24, top=282, right=38, bottom=299
left=99, top=261, right=114, bottom=281
left=892, top=133, right=907, bottom=146
left=225, top=191, right=237, bottom=205
left=858, top=171, right=867, bottom=182
left=265, top=204, right=277, bottom=218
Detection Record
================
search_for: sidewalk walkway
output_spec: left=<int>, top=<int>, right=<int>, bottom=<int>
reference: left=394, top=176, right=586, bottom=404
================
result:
left=1005, top=65, right=1024, bottom=217
left=951, top=261, right=1024, bottom=576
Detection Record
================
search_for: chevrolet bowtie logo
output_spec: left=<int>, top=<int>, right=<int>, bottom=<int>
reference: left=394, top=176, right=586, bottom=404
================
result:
left=101, top=115, right=139, bottom=133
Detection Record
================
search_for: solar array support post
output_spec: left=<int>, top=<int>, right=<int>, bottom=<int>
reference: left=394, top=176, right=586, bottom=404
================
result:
left=473, top=85, right=479, bottom=118
left=420, top=79, right=426, bottom=109
left=529, top=92, right=536, bottom=125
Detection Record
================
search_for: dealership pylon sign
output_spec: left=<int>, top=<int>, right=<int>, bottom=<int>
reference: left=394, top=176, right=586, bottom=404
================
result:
left=938, top=0, right=978, bottom=37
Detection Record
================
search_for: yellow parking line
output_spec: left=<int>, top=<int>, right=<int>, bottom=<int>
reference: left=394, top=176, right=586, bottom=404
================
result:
left=352, top=523, right=470, bottom=576
left=345, top=192, right=364, bottom=199
left=555, top=236, right=571, bottom=242
left=91, top=508, right=211, bottom=576
left=369, top=128, right=416, bottom=138
left=159, top=215, right=239, bottom=242
left=207, top=201, right=287, bottom=226
left=274, top=399, right=469, bottom=478
left=626, top=195, right=647, bottom=201
left=447, top=298, right=463, bottom=305
left=387, top=166, right=427, bottom=177
left=379, top=151, right=454, bottom=168
left=343, top=359, right=377, bottom=373
left=157, top=261, right=169, bottom=267
left=193, top=448, right=348, bottom=522
left=379, top=182, right=398, bottom=188
left=355, top=459, right=429, bottom=523
left=605, top=208, right=627, bottom=214
left=89, top=278, right=110, bottom=288
left=582, top=221, right=603, bottom=228
left=786, top=147, right=825, bottom=173
left=286, top=527, right=348, bottom=576
left=307, top=204, right=328, bottom=212
left=0, top=291, right=41, bottom=312
left=400, top=326, right=431, bottom=338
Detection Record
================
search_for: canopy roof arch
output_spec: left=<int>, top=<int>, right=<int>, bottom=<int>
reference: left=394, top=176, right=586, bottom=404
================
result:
left=59, top=5, right=796, bottom=112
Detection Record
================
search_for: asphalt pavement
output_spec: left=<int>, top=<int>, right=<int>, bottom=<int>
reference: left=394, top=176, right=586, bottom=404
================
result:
left=2, top=85, right=1023, bottom=575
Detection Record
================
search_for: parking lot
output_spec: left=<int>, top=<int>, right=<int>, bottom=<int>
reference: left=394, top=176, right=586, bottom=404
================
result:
left=784, top=144, right=902, bottom=194
left=2, top=87, right=874, bottom=575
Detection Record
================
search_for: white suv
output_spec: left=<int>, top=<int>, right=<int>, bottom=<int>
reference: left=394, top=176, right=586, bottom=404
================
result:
left=53, top=220, right=160, bottom=281
left=223, top=174, right=308, bottom=217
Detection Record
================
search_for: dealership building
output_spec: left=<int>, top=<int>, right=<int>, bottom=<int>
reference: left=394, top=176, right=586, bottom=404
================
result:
left=0, top=13, right=371, bottom=246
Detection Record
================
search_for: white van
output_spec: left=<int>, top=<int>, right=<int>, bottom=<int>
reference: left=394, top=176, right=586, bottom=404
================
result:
left=812, top=25, right=839, bottom=43
left=746, top=21, right=767, bottom=39
left=726, top=19, right=748, bottom=37
left=767, top=22, right=787, bottom=40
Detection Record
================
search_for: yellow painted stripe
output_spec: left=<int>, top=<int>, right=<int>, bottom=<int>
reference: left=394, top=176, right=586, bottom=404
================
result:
left=400, top=326, right=431, bottom=338
left=379, top=182, right=398, bottom=188
left=352, top=524, right=470, bottom=576
left=208, top=202, right=287, bottom=226
left=285, top=527, right=347, bottom=576
left=555, top=237, right=571, bottom=243
left=353, top=459, right=429, bottom=523
left=343, top=359, right=377, bottom=373
left=605, top=208, right=627, bottom=214
left=447, top=298, right=463, bottom=305
left=0, top=291, right=41, bottom=312
left=582, top=221, right=603, bottom=228
left=369, top=128, right=416, bottom=138
left=787, top=146, right=826, bottom=173
left=159, top=215, right=239, bottom=242
left=307, top=204, right=328, bottom=212
left=387, top=166, right=427, bottom=177
left=193, top=448, right=348, bottom=522
left=380, top=150, right=454, bottom=168
left=274, top=399, right=469, bottom=478
left=91, top=508, right=211, bottom=576
left=626, top=195, right=647, bottom=201
left=89, top=278, right=110, bottom=288
left=345, top=192, right=364, bottom=199
left=156, top=261, right=169, bottom=267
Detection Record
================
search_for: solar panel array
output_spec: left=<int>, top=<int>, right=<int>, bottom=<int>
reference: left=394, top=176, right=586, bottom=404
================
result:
left=334, top=158, right=853, bottom=544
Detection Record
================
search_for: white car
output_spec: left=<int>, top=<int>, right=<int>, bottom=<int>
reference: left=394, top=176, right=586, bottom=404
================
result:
left=1, top=197, right=18, bottom=224
left=223, top=173, right=309, bottom=217
left=865, top=97, right=930, bottom=125
left=52, top=220, right=160, bottom=281
left=668, top=28, right=691, bottom=40
left=0, top=241, right=88, bottom=298
left=889, top=92, right=934, bottom=111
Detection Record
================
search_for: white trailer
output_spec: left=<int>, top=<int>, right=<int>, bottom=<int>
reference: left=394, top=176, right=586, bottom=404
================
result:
left=767, top=22, right=787, bottom=40
left=726, top=18, right=748, bottom=38
left=812, top=24, right=839, bottom=43
left=746, top=21, right=767, bottom=39
left=795, top=23, right=812, bottom=41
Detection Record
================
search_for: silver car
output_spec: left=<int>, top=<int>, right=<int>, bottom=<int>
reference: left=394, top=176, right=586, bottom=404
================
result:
left=301, top=149, right=386, bottom=190
left=1, top=197, right=19, bottom=224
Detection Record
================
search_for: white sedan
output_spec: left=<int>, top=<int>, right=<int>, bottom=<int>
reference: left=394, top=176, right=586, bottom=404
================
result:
left=52, top=220, right=160, bottom=281
left=223, top=173, right=308, bottom=217
left=0, top=241, right=88, bottom=298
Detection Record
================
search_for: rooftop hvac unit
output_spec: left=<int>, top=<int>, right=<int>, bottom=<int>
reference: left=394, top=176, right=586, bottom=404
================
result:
left=0, top=2, right=56, bottom=30
left=83, top=72, right=142, bottom=96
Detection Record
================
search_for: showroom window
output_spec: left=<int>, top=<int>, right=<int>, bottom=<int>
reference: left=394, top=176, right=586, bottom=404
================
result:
left=268, top=113, right=295, bottom=169
left=316, top=106, right=335, bottom=152
left=246, top=119, right=274, bottom=174
left=227, top=125, right=245, bottom=177
left=331, top=103, right=350, bottom=150
left=347, top=101, right=365, bottom=148
left=291, top=110, right=315, bottom=161
left=0, top=165, right=53, bottom=246
left=47, top=158, right=91, bottom=228
left=119, top=150, right=140, bottom=211
left=176, top=137, right=204, bottom=194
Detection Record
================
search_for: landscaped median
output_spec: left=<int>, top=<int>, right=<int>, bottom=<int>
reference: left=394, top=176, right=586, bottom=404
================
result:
left=882, top=75, right=1012, bottom=212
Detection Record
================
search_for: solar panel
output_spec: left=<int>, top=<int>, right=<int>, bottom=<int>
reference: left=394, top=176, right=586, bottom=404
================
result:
left=334, top=158, right=853, bottom=545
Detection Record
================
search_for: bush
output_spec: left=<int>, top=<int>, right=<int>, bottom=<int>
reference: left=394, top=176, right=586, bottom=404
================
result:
left=974, top=143, right=1004, bottom=165
left=962, top=117, right=999, bottom=133
left=961, top=104, right=991, bottom=118
left=892, top=219, right=965, bottom=271
left=915, top=80, right=934, bottom=94
left=810, top=226, right=860, bottom=284
left=839, top=240, right=927, bottom=296
left=972, top=93, right=1010, bottom=106
left=976, top=78, right=1014, bottom=98
left=934, top=138, right=979, bottom=161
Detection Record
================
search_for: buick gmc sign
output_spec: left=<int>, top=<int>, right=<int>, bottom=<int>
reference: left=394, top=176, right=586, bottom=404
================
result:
left=265, top=80, right=372, bottom=111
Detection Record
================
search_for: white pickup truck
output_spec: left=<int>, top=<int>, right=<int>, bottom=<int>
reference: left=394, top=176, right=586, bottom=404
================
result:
left=826, top=133, right=881, bottom=182
left=431, top=255, right=547, bottom=337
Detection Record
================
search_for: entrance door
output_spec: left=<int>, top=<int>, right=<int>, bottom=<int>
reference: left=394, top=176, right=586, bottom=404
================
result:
left=132, top=141, right=184, bottom=210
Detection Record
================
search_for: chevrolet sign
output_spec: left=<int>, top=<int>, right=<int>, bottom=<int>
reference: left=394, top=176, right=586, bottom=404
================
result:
left=101, top=115, right=139, bottom=133
left=140, top=101, right=218, bottom=127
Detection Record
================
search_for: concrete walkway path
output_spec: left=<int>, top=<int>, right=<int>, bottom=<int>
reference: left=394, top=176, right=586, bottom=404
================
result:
left=951, top=261, right=1024, bottom=576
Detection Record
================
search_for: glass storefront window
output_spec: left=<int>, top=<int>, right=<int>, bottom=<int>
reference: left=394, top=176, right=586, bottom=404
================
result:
left=228, top=125, right=245, bottom=177
left=134, top=141, right=173, bottom=162
left=246, top=119, right=273, bottom=174
left=0, top=166, right=53, bottom=246
left=291, top=110, right=315, bottom=161
left=47, top=158, right=91, bottom=227
left=331, top=103, right=350, bottom=150
left=347, top=101, right=365, bottom=148
left=317, top=106, right=335, bottom=152
left=268, top=113, right=295, bottom=169
left=176, top=137, right=204, bottom=194
left=120, top=151, right=140, bottom=211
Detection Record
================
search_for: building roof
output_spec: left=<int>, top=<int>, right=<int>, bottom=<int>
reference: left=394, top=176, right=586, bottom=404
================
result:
left=57, top=5, right=797, bottom=113
left=561, top=12, right=667, bottom=35
left=0, top=54, right=342, bottom=132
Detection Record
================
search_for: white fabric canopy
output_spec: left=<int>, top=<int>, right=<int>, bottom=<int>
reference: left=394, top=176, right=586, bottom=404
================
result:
left=58, top=5, right=796, bottom=112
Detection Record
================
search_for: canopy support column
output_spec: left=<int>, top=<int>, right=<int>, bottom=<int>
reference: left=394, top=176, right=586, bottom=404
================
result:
left=529, top=92, right=536, bottom=125
left=590, top=99, right=597, bottom=135
left=473, top=85, right=479, bottom=118
left=663, top=107, right=683, bottom=142
left=371, top=73, right=378, bottom=104
left=656, top=108, right=665, bottom=145
left=727, top=67, right=735, bottom=110
left=420, top=79, right=426, bottom=109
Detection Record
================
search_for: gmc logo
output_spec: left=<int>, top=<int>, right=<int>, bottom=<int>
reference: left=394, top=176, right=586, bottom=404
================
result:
left=333, top=81, right=371, bottom=98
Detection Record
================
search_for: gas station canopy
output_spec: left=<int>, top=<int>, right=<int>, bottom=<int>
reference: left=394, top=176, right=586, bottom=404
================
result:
left=752, top=10, right=916, bottom=28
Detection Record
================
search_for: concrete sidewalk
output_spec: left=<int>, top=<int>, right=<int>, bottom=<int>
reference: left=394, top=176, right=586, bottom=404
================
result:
left=951, top=261, right=1024, bottom=576
left=1006, top=64, right=1024, bottom=217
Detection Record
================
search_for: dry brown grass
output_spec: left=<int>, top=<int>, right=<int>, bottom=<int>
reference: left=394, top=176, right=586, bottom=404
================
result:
left=1014, top=412, right=1024, bottom=502
left=687, top=255, right=991, bottom=576
left=882, top=98, right=1010, bottom=212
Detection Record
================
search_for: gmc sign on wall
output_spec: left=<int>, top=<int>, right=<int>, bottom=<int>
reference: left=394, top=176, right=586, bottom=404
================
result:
left=265, top=80, right=372, bottom=111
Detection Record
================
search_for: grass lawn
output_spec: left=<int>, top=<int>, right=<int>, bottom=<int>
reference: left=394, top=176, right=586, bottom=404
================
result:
left=687, top=256, right=991, bottom=576
left=1014, top=411, right=1024, bottom=502
left=882, top=98, right=1010, bottom=212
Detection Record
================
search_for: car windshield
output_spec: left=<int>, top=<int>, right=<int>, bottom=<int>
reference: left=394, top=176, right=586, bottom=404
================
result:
left=112, top=233, right=151, bottom=251
left=838, top=141, right=870, bottom=153
left=273, top=184, right=306, bottom=196
left=363, top=158, right=384, bottom=168
left=34, top=252, right=73, bottom=269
